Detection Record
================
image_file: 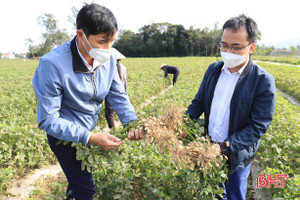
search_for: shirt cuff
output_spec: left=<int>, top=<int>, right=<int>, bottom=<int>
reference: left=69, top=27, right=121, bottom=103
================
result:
left=82, top=131, right=91, bottom=145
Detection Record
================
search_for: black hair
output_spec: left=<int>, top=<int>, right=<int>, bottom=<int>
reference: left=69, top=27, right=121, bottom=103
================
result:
left=76, top=3, right=118, bottom=39
left=222, top=14, right=258, bottom=43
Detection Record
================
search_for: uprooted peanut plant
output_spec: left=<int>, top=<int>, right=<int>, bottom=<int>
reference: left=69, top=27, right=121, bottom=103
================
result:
left=142, top=106, right=226, bottom=173
left=73, top=106, right=228, bottom=199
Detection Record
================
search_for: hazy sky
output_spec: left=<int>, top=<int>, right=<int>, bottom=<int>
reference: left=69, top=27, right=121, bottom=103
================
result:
left=1, top=0, right=299, bottom=53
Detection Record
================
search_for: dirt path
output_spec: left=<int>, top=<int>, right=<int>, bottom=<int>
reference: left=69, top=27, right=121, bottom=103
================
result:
left=250, top=160, right=272, bottom=200
left=277, top=89, right=300, bottom=107
left=254, top=60, right=300, bottom=107
left=114, top=84, right=173, bottom=127
left=3, top=163, right=61, bottom=200
left=138, top=84, right=173, bottom=110
left=254, top=60, right=300, bottom=68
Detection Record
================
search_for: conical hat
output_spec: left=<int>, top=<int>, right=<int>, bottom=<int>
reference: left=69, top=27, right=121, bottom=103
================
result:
left=112, top=48, right=126, bottom=59
left=160, top=63, right=167, bottom=69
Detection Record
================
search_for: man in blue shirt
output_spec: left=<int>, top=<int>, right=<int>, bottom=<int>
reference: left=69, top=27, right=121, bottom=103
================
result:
left=32, top=3, right=142, bottom=199
left=186, top=14, right=276, bottom=200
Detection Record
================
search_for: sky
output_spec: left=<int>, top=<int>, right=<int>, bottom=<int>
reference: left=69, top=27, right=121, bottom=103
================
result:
left=1, top=0, right=299, bottom=53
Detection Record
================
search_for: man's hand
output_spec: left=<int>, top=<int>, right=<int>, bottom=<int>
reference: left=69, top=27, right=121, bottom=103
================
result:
left=89, top=132, right=123, bottom=150
left=218, top=141, right=230, bottom=156
left=216, top=144, right=222, bottom=154
left=178, top=129, right=187, bottom=139
left=128, top=129, right=143, bottom=140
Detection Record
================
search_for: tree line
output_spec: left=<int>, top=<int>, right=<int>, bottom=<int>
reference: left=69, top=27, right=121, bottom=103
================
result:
left=32, top=11, right=300, bottom=58
left=25, top=10, right=300, bottom=59
left=114, top=23, right=222, bottom=57
left=25, top=11, right=225, bottom=58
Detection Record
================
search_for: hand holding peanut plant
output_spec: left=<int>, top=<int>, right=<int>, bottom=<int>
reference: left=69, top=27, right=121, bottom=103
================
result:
left=88, top=132, right=123, bottom=150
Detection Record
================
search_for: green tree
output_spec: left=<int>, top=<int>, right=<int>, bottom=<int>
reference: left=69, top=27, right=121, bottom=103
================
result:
left=38, top=13, right=70, bottom=49
left=25, top=38, right=38, bottom=59
left=209, top=23, right=222, bottom=56
left=114, top=30, right=144, bottom=57
left=114, top=22, right=223, bottom=57
left=200, top=28, right=210, bottom=56
left=26, top=13, right=70, bottom=58
left=173, top=24, right=189, bottom=56
left=290, top=46, right=297, bottom=55
left=68, top=6, right=79, bottom=30
left=162, top=24, right=177, bottom=56
left=186, top=27, right=202, bottom=56
left=265, top=46, right=275, bottom=56
left=139, top=23, right=166, bottom=57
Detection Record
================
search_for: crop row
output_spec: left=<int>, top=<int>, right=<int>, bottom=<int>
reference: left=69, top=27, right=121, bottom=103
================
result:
left=88, top=58, right=300, bottom=199
left=0, top=57, right=217, bottom=194
left=0, top=60, right=56, bottom=193
left=258, top=62, right=300, bottom=102
left=253, top=55, right=300, bottom=65
left=1, top=58, right=299, bottom=199
left=257, top=94, right=300, bottom=198
left=124, top=57, right=217, bottom=117
left=71, top=57, right=227, bottom=199
left=129, top=59, right=300, bottom=199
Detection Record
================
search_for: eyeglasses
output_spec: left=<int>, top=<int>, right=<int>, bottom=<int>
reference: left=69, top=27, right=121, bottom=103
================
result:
left=219, top=42, right=252, bottom=51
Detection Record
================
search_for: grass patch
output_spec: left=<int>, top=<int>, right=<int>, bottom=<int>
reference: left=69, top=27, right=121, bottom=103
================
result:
left=26, top=172, right=67, bottom=200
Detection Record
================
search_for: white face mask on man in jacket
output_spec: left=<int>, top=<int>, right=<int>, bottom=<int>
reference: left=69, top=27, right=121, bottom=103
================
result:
left=221, top=52, right=246, bottom=69
left=82, top=32, right=111, bottom=66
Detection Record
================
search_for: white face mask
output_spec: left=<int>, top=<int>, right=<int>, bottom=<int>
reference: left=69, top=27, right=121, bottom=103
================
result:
left=82, top=32, right=111, bottom=66
left=221, top=52, right=245, bottom=68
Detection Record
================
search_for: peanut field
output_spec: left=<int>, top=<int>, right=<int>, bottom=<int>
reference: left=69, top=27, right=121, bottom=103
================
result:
left=0, top=57, right=299, bottom=199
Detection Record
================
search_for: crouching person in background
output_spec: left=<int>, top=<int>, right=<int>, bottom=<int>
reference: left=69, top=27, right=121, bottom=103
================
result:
left=160, top=63, right=180, bottom=85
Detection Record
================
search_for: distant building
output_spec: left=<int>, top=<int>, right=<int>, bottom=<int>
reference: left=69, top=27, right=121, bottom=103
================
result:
left=1, top=52, right=15, bottom=59
left=273, top=48, right=292, bottom=55
left=19, top=53, right=26, bottom=58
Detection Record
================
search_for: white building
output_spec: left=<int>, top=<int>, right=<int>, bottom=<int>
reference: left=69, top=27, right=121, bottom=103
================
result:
left=1, top=52, right=16, bottom=59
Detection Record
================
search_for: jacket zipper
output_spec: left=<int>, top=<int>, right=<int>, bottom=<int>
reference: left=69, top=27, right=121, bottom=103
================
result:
left=227, top=76, right=243, bottom=172
left=89, top=71, right=97, bottom=126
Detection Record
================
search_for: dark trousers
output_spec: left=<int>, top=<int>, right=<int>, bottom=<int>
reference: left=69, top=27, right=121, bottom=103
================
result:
left=172, top=70, right=180, bottom=85
left=105, top=98, right=115, bottom=129
left=47, top=134, right=96, bottom=200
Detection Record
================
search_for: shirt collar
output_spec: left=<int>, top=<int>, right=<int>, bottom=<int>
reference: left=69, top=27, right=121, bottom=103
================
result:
left=70, top=36, right=89, bottom=73
left=75, top=38, right=101, bottom=72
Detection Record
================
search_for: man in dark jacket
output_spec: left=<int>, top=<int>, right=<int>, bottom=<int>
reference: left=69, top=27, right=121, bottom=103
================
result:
left=186, top=14, right=276, bottom=200
left=160, top=63, right=180, bottom=85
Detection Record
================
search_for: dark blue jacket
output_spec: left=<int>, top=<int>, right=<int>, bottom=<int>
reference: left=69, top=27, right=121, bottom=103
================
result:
left=162, top=65, right=180, bottom=76
left=186, top=59, right=276, bottom=172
